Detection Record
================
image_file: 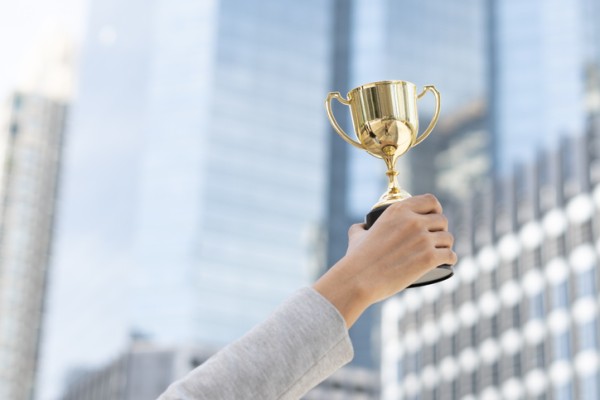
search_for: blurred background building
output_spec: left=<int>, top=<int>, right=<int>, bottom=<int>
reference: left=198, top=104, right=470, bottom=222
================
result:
left=0, top=32, right=73, bottom=400
left=38, top=0, right=336, bottom=398
left=381, top=120, right=600, bottom=399
left=58, top=343, right=216, bottom=400
left=0, top=0, right=598, bottom=398
left=58, top=342, right=378, bottom=400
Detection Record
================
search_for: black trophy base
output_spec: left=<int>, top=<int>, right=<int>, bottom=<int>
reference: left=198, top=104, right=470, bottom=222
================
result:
left=365, top=203, right=454, bottom=289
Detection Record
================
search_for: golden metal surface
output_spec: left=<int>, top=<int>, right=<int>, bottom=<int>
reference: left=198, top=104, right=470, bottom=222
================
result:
left=325, top=80, right=441, bottom=209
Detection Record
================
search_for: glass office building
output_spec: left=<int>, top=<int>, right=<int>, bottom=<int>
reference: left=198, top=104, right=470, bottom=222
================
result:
left=130, top=0, right=334, bottom=345
left=344, top=0, right=488, bottom=215
left=490, top=0, right=599, bottom=171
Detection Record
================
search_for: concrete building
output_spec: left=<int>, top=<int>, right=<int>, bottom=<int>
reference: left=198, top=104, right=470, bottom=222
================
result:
left=304, top=367, right=379, bottom=400
left=59, top=343, right=215, bottom=400
left=59, top=342, right=377, bottom=400
left=0, top=33, right=73, bottom=400
left=380, top=119, right=600, bottom=399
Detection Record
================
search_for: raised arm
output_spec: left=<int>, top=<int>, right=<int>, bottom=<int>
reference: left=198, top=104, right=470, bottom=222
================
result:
left=158, top=194, right=456, bottom=400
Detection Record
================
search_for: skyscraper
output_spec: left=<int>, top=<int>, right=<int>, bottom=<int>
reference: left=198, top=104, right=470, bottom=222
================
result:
left=344, top=0, right=489, bottom=217
left=39, top=0, right=338, bottom=397
left=130, top=0, right=335, bottom=345
left=0, top=33, right=73, bottom=400
left=489, top=0, right=600, bottom=171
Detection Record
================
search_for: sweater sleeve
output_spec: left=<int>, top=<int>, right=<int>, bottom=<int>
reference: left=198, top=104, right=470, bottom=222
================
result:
left=157, top=287, right=354, bottom=400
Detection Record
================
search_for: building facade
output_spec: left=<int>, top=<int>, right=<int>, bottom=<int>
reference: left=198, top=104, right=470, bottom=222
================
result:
left=59, top=343, right=215, bottom=400
left=0, top=36, right=72, bottom=400
left=380, top=118, right=600, bottom=399
left=130, top=0, right=334, bottom=346
left=489, top=0, right=600, bottom=171
left=304, top=367, right=379, bottom=400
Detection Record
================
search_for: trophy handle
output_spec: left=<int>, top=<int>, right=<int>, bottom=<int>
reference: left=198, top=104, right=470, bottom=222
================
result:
left=414, top=85, right=441, bottom=146
left=325, top=92, right=364, bottom=150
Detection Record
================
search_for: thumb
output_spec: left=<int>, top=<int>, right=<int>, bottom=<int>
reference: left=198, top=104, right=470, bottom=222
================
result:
left=348, top=223, right=366, bottom=238
left=347, top=223, right=367, bottom=248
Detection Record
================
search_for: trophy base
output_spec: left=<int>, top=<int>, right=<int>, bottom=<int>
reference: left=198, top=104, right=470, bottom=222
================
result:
left=365, top=204, right=454, bottom=289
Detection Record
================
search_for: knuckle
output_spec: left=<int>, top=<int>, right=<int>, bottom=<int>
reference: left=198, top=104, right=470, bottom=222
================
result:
left=448, top=232, right=455, bottom=245
left=387, top=202, right=406, bottom=215
left=450, top=250, right=459, bottom=264
left=421, top=193, right=436, bottom=203
left=424, top=193, right=442, bottom=210
left=440, top=214, right=449, bottom=227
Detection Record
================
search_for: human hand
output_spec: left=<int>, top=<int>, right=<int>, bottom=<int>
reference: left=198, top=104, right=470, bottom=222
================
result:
left=313, top=194, right=457, bottom=327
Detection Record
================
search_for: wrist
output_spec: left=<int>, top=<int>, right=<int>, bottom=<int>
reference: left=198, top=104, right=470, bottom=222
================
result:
left=313, top=257, right=372, bottom=328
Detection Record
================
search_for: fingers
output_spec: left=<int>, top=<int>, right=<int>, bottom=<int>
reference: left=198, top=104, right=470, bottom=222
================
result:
left=435, top=248, right=458, bottom=266
left=414, top=231, right=455, bottom=269
left=377, top=199, right=448, bottom=233
left=423, top=213, right=448, bottom=232
left=401, top=194, right=443, bottom=215
left=431, top=231, right=454, bottom=248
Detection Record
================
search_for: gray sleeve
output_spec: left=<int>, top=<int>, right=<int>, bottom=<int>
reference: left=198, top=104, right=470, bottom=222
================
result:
left=157, top=287, right=354, bottom=400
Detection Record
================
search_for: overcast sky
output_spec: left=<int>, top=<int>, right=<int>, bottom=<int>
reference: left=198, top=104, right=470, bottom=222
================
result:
left=0, top=0, right=87, bottom=100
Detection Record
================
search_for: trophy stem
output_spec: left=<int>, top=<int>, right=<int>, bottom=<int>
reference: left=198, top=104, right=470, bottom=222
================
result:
left=381, top=151, right=407, bottom=201
left=386, top=169, right=400, bottom=195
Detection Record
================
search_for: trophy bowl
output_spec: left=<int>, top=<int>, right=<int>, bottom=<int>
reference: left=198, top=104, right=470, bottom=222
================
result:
left=325, top=80, right=454, bottom=288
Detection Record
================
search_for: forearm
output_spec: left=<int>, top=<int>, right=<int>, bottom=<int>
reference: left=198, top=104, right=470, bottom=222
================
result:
left=312, top=256, right=371, bottom=328
left=158, top=288, right=354, bottom=400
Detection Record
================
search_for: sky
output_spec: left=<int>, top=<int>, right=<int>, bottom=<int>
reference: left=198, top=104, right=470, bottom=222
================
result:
left=0, top=0, right=87, bottom=100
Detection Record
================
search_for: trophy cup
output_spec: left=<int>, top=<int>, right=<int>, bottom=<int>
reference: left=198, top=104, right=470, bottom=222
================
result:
left=325, top=80, right=453, bottom=288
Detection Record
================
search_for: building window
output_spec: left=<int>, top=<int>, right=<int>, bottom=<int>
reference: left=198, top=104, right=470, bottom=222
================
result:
left=578, top=319, right=599, bottom=351
left=552, top=281, right=570, bottom=309
left=555, top=381, right=574, bottom=400
left=532, top=343, right=546, bottom=368
left=405, top=350, right=421, bottom=375
left=512, top=304, right=521, bottom=327
left=12, top=93, right=22, bottom=110
left=580, top=373, right=599, bottom=400
left=10, top=122, right=19, bottom=136
left=513, top=352, right=522, bottom=376
left=577, top=269, right=597, bottom=298
left=397, top=359, right=403, bottom=382
left=529, top=292, right=545, bottom=320
left=553, top=330, right=572, bottom=360
left=491, top=314, right=500, bottom=336
left=492, top=361, right=500, bottom=385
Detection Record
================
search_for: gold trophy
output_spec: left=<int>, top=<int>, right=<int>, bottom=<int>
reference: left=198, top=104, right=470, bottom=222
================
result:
left=325, top=80, right=453, bottom=287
